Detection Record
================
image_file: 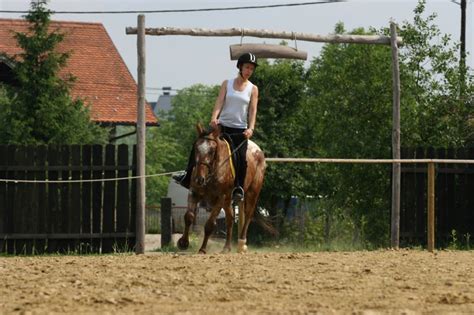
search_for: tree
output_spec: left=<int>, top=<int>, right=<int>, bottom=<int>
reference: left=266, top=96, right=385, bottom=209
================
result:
left=0, top=0, right=107, bottom=144
left=303, top=23, right=400, bottom=246
left=302, top=1, right=473, bottom=245
left=398, top=0, right=473, bottom=147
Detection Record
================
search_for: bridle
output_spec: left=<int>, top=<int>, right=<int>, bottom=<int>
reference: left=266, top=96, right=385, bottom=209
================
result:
left=196, top=136, right=217, bottom=169
left=195, top=136, right=219, bottom=185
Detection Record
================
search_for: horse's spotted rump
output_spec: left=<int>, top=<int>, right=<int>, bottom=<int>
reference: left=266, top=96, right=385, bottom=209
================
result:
left=248, top=140, right=262, bottom=157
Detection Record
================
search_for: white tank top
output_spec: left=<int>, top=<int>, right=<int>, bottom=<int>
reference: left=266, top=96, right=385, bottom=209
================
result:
left=218, top=78, right=253, bottom=129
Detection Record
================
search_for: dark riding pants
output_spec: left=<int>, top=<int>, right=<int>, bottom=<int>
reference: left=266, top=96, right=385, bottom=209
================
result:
left=220, top=125, right=248, bottom=189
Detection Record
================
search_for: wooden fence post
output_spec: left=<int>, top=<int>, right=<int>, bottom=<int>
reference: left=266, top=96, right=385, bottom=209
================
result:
left=427, top=162, right=435, bottom=252
left=160, top=198, right=172, bottom=248
left=135, top=14, right=146, bottom=254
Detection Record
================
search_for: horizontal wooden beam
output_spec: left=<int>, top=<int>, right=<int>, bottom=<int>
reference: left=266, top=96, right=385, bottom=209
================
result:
left=125, top=27, right=403, bottom=46
left=230, top=44, right=307, bottom=60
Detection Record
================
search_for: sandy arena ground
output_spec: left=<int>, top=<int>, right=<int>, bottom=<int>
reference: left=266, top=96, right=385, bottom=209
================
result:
left=1, top=245, right=473, bottom=314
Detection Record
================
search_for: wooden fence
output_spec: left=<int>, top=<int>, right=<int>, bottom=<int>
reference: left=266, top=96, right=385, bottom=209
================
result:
left=400, top=147, right=474, bottom=247
left=0, top=144, right=136, bottom=254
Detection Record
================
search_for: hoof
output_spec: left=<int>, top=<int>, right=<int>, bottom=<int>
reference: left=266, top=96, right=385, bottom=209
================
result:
left=177, top=237, right=189, bottom=250
left=221, top=247, right=231, bottom=254
left=198, top=248, right=206, bottom=254
left=238, top=245, right=248, bottom=253
left=237, top=239, right=248, bottom=253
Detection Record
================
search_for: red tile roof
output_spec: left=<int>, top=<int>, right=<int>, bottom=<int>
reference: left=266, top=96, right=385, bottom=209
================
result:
left=0, top=18, right=158, bottom=126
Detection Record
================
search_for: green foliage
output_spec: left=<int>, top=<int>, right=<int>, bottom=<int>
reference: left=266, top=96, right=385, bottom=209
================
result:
left=446, top=230, right=473, bottom=250
left=0, top=0, right=108, bottom=144
left=448, top=229, right=459, bottom=250
left=397, top=0, right=473, bottom=147
left=0, top=85, right=10, bottom=108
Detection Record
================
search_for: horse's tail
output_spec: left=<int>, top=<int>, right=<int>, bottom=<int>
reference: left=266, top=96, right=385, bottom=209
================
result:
left=253, top=209, right=279, bottom=237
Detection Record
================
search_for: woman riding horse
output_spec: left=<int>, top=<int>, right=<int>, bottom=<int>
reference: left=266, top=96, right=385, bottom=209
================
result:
left=177, top=123, right=265, bottom=253
left=173, top=53, right=263, bottom=253
left=173, top=52, right=259, bottom=202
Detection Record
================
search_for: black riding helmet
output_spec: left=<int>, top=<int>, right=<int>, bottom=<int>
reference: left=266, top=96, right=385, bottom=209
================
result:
left=236, top=52, right=259, bottom=69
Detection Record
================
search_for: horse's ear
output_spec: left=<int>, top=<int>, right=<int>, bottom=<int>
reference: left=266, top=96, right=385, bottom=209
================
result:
left=196, top=123, right=204, bottom=135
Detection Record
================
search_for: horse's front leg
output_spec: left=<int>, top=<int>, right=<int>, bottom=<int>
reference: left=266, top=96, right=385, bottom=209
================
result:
left=177, top=191, right=199, bottom=250
left=198, top=205, right=221, bottom=254
left=238, top=190, right=259, bottom=253
left=222, top=197, right=233, bottom=253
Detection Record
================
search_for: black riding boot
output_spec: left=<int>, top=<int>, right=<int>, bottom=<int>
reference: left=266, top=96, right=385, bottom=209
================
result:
left=172, top=171, right=191, bottom=189
left=173, top=146, right=195, bottom=189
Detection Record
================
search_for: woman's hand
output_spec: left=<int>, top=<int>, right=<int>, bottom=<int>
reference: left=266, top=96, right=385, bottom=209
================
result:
left=243, top=128, right=254, bottom=139
left=209, top=118, right=219, bottom=129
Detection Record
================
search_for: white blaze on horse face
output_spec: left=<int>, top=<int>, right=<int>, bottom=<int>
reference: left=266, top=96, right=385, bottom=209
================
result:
left=195, top=141, right=214, bottom=177
left=197, top=141, right=211, bottom=156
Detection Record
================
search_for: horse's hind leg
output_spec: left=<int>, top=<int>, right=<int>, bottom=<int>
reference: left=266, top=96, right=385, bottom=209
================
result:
left=198, top=206, right=221, bottom=254
left=177, top=191, right=198, bottom=250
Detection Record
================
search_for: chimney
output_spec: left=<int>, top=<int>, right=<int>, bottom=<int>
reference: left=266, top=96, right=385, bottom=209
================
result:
left=163, top=86, right=171, bottom=96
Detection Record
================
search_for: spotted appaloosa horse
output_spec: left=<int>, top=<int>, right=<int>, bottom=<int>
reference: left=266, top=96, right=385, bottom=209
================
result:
left=177, top=124, right=266, bottom=253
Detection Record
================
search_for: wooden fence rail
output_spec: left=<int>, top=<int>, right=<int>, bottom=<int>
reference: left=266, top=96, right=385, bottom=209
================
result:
left=0, top=144, right=136, bottom=254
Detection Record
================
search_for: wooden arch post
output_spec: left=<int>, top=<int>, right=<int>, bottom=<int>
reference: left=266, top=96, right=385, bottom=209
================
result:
left=135, top=14, right=146, bottom=254
left=390, top=22, right=401, bottom=249
left=126, top=24, right=404, bottom=251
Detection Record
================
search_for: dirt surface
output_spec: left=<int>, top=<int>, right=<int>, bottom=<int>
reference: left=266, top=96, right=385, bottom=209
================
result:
left=1, top=249, right=473, bottom=314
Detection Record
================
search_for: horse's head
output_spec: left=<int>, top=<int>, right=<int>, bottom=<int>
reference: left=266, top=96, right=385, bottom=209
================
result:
left=192, top=123, right=221, bottom=187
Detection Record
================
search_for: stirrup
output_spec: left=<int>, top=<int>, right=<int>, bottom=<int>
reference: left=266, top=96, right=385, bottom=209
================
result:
left=172, top=172, right=185, bottom=183
left=232, top=186, right=244, bottom=202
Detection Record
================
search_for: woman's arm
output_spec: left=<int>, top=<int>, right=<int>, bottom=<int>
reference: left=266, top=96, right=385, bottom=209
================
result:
left=210, top=80, right=227, bottom=128
left=244, top=85, right=259, bottom=139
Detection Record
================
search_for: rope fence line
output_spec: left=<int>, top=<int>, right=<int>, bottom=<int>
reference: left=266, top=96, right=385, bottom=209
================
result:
left=0, top=170, right=183, bottom=184
left=0, top=158, right=472, bottom=184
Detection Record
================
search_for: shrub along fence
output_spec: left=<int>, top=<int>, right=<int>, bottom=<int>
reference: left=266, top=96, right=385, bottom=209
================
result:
left=0, top=144, right=136, bottom=254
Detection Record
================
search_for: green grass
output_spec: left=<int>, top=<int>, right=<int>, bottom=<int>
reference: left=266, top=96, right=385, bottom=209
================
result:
left=0, top=240, right=136, bottom=257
